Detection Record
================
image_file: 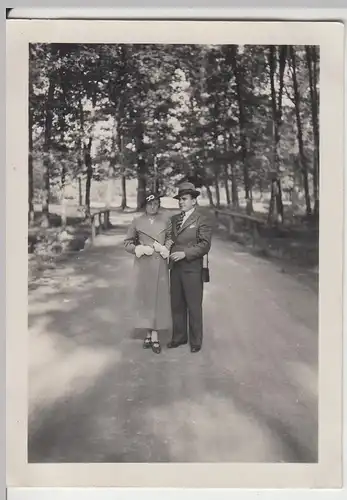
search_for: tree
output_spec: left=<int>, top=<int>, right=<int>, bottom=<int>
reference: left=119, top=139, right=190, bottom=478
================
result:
left=28, top=43, right=319, bottom=225
left=225, top=46, right=253, bottom=213
left=289, top=45, right=311, bottom=216
left=28, top=48, right=35, bottom=225
left=266, top=45, right=288, bottom=224
left=306, top=45, right=320, bottom=216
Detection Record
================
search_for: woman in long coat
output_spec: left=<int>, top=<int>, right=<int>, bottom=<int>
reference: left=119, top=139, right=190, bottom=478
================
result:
left=124, top=191, right=173, bottom=354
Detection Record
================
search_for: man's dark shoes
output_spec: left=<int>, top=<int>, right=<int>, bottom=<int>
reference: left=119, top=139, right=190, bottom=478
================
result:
left=191, top=345, right=201, bottom=353
left=167, top=340, right=188, bottom=349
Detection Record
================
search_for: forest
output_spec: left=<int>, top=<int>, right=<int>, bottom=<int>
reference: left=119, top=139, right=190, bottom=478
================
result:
left=29, top=43, right=319, bottom=227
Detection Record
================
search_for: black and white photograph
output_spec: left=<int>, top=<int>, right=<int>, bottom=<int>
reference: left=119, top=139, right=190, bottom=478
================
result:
left=6, top=20, right=344, bottom=489
left=27, top=39, right=321, bottom=464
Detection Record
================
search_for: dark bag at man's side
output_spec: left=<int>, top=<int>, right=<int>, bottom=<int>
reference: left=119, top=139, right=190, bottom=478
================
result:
left=202, top=254, right=210, bottom=283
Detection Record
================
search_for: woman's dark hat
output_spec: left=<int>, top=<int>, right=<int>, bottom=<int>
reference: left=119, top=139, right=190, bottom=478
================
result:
left=145, top=191, right=163, bottom=204
left=173, top=182, right=200, bottom=200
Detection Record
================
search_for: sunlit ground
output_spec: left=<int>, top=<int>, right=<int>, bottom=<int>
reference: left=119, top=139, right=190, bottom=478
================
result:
left=28, top=216, right=318, bottom=463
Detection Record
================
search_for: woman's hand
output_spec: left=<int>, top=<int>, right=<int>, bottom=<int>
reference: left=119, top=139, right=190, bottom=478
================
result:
left=135, top=245, right=154, bottom=257
left=135, top=245, right=145, bottom=258
left=143, top=245, right=154, bottom=256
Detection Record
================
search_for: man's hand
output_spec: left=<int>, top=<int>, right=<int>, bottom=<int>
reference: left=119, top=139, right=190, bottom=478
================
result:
left=160, top=247, right=170, bottom=259
left=170, top=251, right=186, bottom=262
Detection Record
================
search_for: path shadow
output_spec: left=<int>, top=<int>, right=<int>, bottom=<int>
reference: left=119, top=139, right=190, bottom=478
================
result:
left=28, top=362, right=173, bottom=463
left=28, top=227, right=318, bottom=464
left=212, top=225, right=318, bottom=293
left=29, top=339, right=318, bottom=463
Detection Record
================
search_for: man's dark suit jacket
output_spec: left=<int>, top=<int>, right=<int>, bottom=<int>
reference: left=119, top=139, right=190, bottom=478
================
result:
left=170, top=208, right=213, bottom=269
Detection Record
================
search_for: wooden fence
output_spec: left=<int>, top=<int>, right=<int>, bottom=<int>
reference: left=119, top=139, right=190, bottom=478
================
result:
left=90, top=209, right=111, bottom=244
left=214, top=209, right=267, bottom=247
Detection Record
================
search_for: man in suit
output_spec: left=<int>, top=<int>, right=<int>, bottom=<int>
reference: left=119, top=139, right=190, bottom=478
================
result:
left=168, top=182, right=213, bottom=353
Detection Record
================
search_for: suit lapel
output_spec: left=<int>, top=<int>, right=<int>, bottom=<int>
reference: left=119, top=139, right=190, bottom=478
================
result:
left=177, top=210, right=199, bottom=235
left=172, top=214, right=180, bottom=237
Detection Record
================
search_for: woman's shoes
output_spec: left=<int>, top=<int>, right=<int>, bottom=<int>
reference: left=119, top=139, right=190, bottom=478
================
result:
left=151, top=341, right=162, bottom=354
left=143, top=336, right=161, bottom=354
left=143, top=337, right=152, bottom=349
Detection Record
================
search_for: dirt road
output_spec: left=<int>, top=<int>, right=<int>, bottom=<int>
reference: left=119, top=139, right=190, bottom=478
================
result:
left=28, top=218, right=318, bottom=463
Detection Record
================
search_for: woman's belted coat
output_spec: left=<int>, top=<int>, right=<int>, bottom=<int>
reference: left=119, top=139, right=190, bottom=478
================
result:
left=124, top=211, right=173, bottom=331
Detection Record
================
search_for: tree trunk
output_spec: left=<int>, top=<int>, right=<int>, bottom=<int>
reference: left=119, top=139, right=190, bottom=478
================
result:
left=222, top=135, right=231, bottom=206
left=212, top=99, right=221, bottom=209
left=135, top=123, right=147, bottom=211
left=306, top=45, right=319, bottom=217
left=223, top=165, right=231, bottom=206
left=290, top=46, right=312, bottom=216
left=214, top=170, right=221, bottom=208
left=61, top=161, right=67, bottom=228
left=80, top=84, right=98, bottom=220
left=84, top=138, right=93, bottom=219
left=115, top=47, right=129, bottom=212
left=78, top=177, right=83, bottom=206
left=137, top=163, right=146, bottom=211
left=104, top=163, right=114, bottom=210
left=121, top=174, right=127, bottom=210
left=28, top=97, right=34, bottom=225
left=228, top=46, right=251, bottom=209
left=41, top=78, right=55, bottom=228
left=275, top=180, right=284, bottom=221
left=41, top=154, right=51, bottom=227
left=77, top=99, right=85, bottom=208
left=58, top=110, right=68, bottom=228
left=117, top=135, right=127, bottom=211
left=268, top=181, right=275, bottom=224
left=230, top=163, right=239, bottom=208
left=268, top=177, right=283, bottom=224
left=246, top=189, right=254, bottom=215
left=28, top=49, right=35, bottom=225
left=205, top=184, right=214, bottom=206
left=235, top=91, right=250, bottom=195
left=267, top=46, right=286, bottom=224
left=227, top=133, right=239, bottom=209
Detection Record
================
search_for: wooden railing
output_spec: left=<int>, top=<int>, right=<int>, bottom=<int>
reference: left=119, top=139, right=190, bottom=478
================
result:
left=214, top=209, right=266, bottom=247
left=90, top=209, right=111, bottom=244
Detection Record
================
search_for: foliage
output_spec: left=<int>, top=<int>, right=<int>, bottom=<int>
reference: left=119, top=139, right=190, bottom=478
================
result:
left=29, top=43, right=320, bottom=220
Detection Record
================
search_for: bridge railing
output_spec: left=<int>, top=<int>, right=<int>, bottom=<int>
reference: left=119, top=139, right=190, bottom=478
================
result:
left=214, top=209, right=267, bottom=247
left=90, top=209, right=111, bottom=244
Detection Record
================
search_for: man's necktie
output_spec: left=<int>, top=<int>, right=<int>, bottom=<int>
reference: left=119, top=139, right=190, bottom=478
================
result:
left=176, top=211, right=185, bottom=231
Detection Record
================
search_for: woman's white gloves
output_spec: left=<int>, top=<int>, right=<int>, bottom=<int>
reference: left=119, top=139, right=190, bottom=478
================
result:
left=135, top=245, right=154, bottom=258
left=135, top=245, right=145, bottom=258
left=143, top=246, right=154, bottom=256
left=153, top=241, right=170, bottom=259
left=135, top=242, right=169, bottom=259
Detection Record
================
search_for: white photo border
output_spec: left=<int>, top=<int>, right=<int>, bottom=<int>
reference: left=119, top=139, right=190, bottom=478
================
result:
left=6, top=19, right=344, bottom=488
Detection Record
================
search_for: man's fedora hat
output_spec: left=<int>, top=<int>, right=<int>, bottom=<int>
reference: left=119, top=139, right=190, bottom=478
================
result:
left=173, top=182, right=200, bottom=200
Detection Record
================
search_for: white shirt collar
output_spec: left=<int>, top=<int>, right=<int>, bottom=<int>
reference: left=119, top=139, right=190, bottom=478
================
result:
left=182, top=207, right=195, bottom=220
